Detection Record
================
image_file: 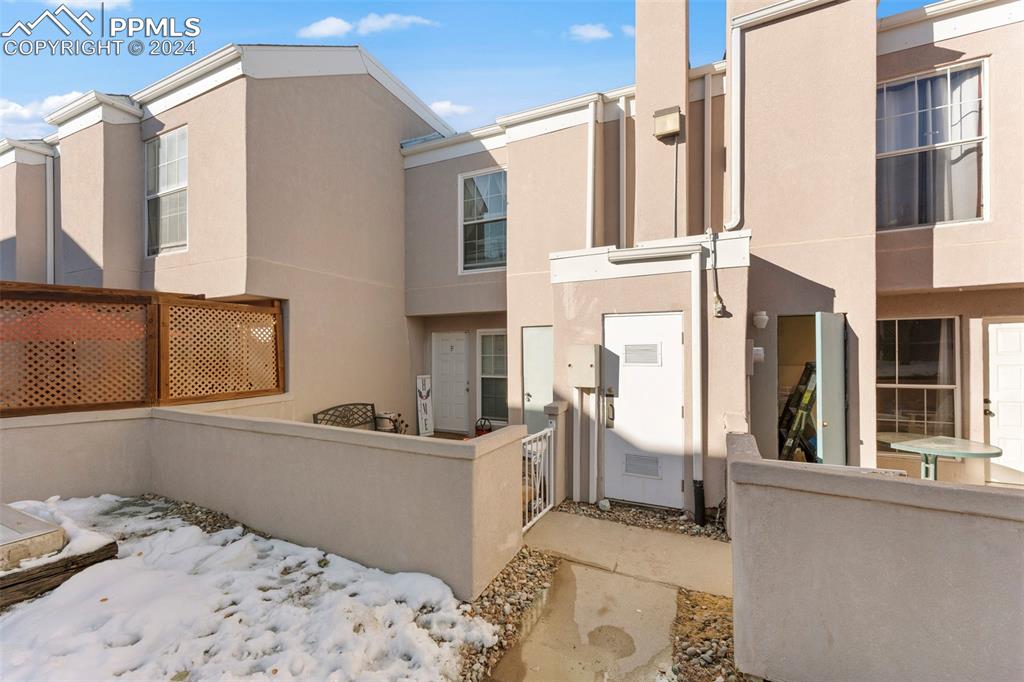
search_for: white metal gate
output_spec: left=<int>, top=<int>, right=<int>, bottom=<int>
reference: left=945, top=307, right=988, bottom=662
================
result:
left=522, top=426, right=555, bottom=530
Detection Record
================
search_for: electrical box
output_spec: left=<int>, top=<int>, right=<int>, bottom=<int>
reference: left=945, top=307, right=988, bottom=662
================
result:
left=568, top=344, right=600, bottom=388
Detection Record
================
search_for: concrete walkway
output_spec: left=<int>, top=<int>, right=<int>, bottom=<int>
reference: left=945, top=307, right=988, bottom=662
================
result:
left=524, top=511, right=733, bottom=597
left=488, top=511, right=733, bottom=681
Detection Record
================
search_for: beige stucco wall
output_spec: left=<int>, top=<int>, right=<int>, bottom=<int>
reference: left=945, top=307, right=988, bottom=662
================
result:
left=0, top=409, right=153, bottom=501
left=634, top=0, right=688, bottom=243
left=404, top=149, right=508, bottom=316
left=140, top=77, right=249, bottom=296
left=505, top=124, right=590, bottom=427
left=686, top=94, right=725, bottom=236
left=728, top=433, right=1024, bottom=682
left=742, top=0, right=878, bottom=468
left=552, top=265, right=749, bottom=509
left=242, top=74, right=435, bottom=422
left=0, top=407, right=524, bottom=600
left=57, top=120, right=144, bottom=289
left=0, top=162, right=47, bottom=282
left=876, top=22, right=1024, bottom=292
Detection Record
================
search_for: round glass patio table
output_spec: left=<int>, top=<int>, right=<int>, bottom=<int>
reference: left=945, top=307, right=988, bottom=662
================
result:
left=877, top=433, right=1002, bottom=480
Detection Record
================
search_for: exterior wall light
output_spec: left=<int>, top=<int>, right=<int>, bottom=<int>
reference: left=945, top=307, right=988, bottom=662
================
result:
left=653, top=106, right=682, bottom=139
left=752, top=310, right=769, bottom=329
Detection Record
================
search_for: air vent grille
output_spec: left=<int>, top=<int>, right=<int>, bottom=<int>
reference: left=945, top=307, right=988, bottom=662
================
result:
left=624, top=454, right=661, bottom=478
left=624, top=343, right=661, bottom=366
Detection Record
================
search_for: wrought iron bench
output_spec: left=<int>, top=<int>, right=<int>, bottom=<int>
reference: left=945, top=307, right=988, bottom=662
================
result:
left=312, top=403, right=402, bottom=433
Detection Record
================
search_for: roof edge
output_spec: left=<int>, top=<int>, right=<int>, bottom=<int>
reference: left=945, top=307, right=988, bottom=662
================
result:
left=43, top=91, right=141, bottom=126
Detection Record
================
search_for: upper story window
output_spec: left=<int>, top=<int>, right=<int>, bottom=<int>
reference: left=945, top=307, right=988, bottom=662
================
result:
left=460, top=169, right=506, bottom=272
left=876, top=63, right=984, bottom=230
left=145, top=126, right=188, bottom=256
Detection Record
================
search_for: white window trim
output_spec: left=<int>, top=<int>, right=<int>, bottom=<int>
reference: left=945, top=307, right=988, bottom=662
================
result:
left=144, top=125, right=189, bottom=258
left=476, top=328, right=508, bottom=425
left=876, top=58, right=990, bottom=231
left=457, top=166, right=508, bottom=276
left=876, top=316, right=962, bottom=440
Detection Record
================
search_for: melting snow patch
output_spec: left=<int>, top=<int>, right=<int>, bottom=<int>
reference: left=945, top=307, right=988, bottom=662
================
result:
left=0, top=496, right=496, bottom=681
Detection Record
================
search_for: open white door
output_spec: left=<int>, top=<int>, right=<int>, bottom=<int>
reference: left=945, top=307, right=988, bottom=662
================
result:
left=815, top=312, right=847, bottom=465
left=987, top=322, right=1024, bottom=484
left=432, top=332, right=468, bottom=433
left=522, top=326, right=554, bottom=434
left=603, top=313, right=685, bottom=508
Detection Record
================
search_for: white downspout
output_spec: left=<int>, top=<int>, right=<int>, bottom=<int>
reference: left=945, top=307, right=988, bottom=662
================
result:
left=585, top=99, right=597, bottom=248
left=724, top=25, right=743, bottom=231
left=572, top=388, right=581, bottom=501
left=618, top=95, right=627, bottom=248
left=691, top=249, right=705, bottom=519
left=44, top=155, right=54, bottom=284
left=589, top=389, right=599, bottom=503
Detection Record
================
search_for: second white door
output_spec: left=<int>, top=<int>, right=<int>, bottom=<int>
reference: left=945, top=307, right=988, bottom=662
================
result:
left=432, top=332, right=468, bottom=433
left=603, top=313, right=685, bottom=509
left=988, top=322, right=1024, bottom=484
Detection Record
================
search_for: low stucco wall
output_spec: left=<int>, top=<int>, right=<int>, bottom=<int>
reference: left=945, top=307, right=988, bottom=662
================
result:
left=0, top=409, right=153, bottom=501
left=0, top=408, right=524, bottom=600
left=726, top=433, right=1024, bottom=682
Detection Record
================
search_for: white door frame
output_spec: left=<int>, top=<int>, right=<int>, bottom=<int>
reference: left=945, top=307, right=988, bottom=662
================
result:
left=431, top=331, right=470, bottom=433
left=984, top=317, right=1024, bottom=484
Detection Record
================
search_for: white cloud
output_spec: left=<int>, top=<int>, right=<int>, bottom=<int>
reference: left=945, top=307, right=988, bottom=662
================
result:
left=0, top=91, right=84, bottom=139
left=430, top=100, right=473, bottom=117
left=355, top=13, right=437, bottom=35
left=45, top=0, right=132, bottom=8
left=621, top=24, right=635, bottom=38
left=568, top=23, right=612, bottom=42
left=297, top=16, right=353, bottom=39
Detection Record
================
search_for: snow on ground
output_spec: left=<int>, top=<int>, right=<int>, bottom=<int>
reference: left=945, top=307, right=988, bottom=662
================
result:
left=0, top=495, right=496, bottom=681
left=0, top=497, right=113, bottom=576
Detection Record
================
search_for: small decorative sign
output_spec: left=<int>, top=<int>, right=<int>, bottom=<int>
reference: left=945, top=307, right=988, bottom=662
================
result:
left=415, top=375, right=433, bottom=437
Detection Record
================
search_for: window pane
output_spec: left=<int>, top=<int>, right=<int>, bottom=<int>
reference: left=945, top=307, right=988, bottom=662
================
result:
left=950, top=66, right=980, bottom=103
left=877, top=143, right=981, bottom=229
left=884, top=113, right=917, bottom=153
left=950, top=100, right=981, bottom=140
left=884, top=80, right=916, bottom=118
left=481, top=377, right=508, bottom=420
left=897, top=319, right=956, bottom=385
left=877, top=320, right=897, bottom=382
left=917, top=73, right=948, bottom=110
left=877, top=387, right=898, bottom=438
left=896, top=388, right=927, bottom=435
left=463, top=171, right=507, bottom=222
left=463, top=219, right=506, bottom=270
left=875, top=88, right=884, bottom=120
left=927, top=388, right=956, bottom=436
left=918, top=107, right=948, bottom=147
left=147, top=189, right=187, bottom=255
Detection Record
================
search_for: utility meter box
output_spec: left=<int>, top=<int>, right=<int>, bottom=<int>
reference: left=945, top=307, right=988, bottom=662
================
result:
left=568, top=344, right=600, bottom=388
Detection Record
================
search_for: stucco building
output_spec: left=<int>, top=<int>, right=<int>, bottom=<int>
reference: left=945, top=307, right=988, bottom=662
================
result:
left=3, top=0, right=1022, bottom=514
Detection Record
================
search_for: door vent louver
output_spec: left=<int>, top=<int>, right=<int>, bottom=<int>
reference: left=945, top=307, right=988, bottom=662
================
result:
left=624, top=343, right=661, bottom=366
left=624, top=454, right=661, bottom=478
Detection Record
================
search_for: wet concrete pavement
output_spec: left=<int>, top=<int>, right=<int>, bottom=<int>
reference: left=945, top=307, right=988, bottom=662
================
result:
left=488, top=562, right=676, bottom=681
left=488, top=511, right=733, bottom=681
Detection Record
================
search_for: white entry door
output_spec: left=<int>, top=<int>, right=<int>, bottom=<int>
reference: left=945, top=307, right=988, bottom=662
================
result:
left=815, top=312, right=847, bottom=466
left=523, top=326, right=554, bottom=434
left=432, top=332, right=468, bottom=433
left=603, top=313, right=685, bottom=508
left=988, top=322, right=1024, bottom=483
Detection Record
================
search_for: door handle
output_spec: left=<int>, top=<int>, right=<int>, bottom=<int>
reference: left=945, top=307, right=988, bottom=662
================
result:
left=984, top=408, right=996, bottom=417
left=525, top=392, right=533, bottom=401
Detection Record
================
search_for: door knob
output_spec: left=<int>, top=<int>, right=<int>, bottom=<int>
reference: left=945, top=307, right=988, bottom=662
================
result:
left=526, top=392, right=533, bottom=401
left=984, top=408, right=996, bottom=417
left=823, top=421, right=829, bottom=428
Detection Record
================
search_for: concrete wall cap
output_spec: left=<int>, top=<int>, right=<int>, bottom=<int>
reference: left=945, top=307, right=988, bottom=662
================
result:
left=544, top=401, right=569, bottom=415
left=0, top=407, right=154, bottom=429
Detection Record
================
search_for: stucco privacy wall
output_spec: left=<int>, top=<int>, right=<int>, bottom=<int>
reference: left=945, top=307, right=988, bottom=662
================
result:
left=0, top=163, right=19, bottom=280
left=0, top=408, right=524, bottom=600
left=405, top=148, right=509, bottom=316
left=727, top=433, right=1024, bottom=682
left=876, top=20, right=1024, bottom=292
left=243, top=74, right=436, bottom=422
left=0, top=162, right=47, bottom=282
left=742, top=0, right=878, bottom=467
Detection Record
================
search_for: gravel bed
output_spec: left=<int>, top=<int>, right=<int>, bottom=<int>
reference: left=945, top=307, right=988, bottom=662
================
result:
left=670, top=587, right=752, bottom=682
left=458, top=547, right=560, bottom=681
left=556, top=499, right=730, bottom=542
left=133, top=493, right=267, bottom=537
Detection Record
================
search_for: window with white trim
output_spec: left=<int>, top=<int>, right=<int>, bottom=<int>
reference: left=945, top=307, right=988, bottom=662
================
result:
left=876, top=318, right=958, bottom=440
left=145, top=126, right=188, bottom=256
left=876, top=63, right=984, bottom=229
left=461, top=169, right=506, bottom=271
left=479, top=331, right=508, bottom=421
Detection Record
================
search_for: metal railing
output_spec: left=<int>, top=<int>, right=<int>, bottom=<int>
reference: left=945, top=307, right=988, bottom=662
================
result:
left=522, top=425, right=555, bottom=531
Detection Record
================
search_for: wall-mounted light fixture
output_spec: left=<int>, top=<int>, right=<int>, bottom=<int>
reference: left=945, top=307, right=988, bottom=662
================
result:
left=653, top=106, right=682, bottom=139
left=752, top=310, right=769, bottom=329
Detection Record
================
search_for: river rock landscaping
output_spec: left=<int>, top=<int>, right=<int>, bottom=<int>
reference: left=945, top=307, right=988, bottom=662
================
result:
left=670, top=587, right=752, bottom=682
left=556, top=499, right=730, bottom=542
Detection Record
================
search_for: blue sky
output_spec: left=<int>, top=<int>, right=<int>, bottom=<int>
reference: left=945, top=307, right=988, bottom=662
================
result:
left=1, top=0, right=930, bottom=139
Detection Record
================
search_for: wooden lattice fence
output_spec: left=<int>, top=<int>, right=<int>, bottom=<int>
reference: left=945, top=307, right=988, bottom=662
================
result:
left=0, top=282, right=284, bottom=416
